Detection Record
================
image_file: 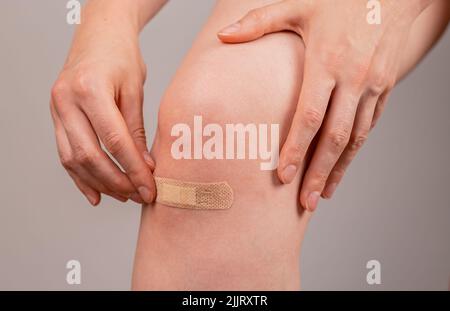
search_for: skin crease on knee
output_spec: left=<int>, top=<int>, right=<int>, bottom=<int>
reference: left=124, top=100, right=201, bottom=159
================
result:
left=132, top=0, right=313, bottom=291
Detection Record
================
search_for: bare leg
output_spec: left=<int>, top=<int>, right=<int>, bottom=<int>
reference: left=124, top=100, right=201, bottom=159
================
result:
left=132, top=0, right=449, bottom=290
left=133, top=0, right=310, bottom=290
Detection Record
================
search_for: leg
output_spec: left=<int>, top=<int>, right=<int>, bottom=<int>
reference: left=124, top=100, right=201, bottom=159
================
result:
left=132, top=0, right=311, bottom=291
left=132, top=0, right=449, bottom=290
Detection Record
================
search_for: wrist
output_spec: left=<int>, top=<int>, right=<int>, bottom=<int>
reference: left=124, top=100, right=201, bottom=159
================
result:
left=81, top=0, right=143, bottom=35
left=399, top=0, right=437, bottom=17
left=86, top=0, right=167, bottom=33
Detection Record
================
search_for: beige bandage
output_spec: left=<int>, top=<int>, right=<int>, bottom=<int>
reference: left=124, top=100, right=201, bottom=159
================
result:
left=154, top=177, right=234, bottom=210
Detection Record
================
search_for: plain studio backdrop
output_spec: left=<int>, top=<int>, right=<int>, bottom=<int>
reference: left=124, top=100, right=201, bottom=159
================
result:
left=0, top=1, right=449, bottom=290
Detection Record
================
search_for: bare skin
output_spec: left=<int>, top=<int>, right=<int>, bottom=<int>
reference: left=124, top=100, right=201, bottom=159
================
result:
left=50, top=0, right=167, bottom=206
left=132, top=0, right=448, bottom=290
left=218, top=0, right=450, bottom=211
left=50, top=0, right=449, bottom=290
left=51, top=0, right=448, bottom=209
left=133, top=10, right=308, bottom=291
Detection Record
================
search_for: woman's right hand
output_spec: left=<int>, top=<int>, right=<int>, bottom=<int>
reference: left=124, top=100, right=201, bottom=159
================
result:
left=50, top=4, right=156, bottom=206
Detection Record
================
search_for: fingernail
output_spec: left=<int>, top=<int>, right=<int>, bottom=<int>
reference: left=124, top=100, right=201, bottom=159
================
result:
left=138, top=186, right=153, bottom=203
left=219, top=22, right=241, bottom=35
left=87, top=194, right=99, bottom=206
left=306, top=191, right=320, bottom=211
left=281, top=165, right=297, bottom=184
left=323, top=183, right=337, bottom=199
left=130, top=192, right=144, bottom=204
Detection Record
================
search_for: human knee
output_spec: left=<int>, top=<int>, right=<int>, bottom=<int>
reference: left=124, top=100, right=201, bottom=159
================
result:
left=153, top=32, right=305, bottom=178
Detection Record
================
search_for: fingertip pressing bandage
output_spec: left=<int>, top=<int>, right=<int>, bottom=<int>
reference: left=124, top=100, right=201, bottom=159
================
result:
left=154, top=177, right=234, bottom=210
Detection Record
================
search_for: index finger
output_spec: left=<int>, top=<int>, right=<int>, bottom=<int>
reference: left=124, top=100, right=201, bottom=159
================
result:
left=277, top=60, right=335, bottom=184
left=81, top=90, right=155, bottom=203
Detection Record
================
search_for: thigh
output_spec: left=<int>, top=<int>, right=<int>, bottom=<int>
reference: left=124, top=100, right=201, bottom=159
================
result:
left=133, top=0, right=312, bottom=290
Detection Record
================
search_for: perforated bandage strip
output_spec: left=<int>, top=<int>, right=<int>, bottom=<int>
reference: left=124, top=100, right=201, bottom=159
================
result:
left=154, top=177, right=234, bottom=210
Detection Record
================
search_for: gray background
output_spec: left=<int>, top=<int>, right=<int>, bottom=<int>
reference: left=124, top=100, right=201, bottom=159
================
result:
left=0, top=0, right=448, bottom=290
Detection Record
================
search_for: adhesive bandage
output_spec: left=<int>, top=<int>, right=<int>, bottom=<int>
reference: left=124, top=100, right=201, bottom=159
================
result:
left=154, top=177, right=234, bottom=210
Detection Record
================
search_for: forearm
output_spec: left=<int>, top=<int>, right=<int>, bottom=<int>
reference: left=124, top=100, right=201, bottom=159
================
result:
left=82, top=0, right=166, bottom=32
left=398, top=0, right=449, bottom=80
left=66, top=0, right=167, bottom=63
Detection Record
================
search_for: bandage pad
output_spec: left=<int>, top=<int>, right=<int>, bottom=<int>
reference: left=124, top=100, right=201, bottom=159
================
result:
left=154, top=177, right=234, bottom=210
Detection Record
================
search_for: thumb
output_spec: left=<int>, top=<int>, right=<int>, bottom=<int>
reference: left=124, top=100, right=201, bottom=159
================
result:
left=217, top=1, right=303, bottom=43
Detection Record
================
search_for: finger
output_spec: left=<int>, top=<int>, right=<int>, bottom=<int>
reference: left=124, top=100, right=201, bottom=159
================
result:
left=299, top=87, right=360, bottom=211
left=50, top=102, right=101, bottom=206
left=277, top=59, right=335, bottom=184
left=69, top=166, right=130, bottom=204
left=143, top=152, right=155, bottom=172
left=322, top=93, right=378, bottom=199
left=120, top=87, right=147, bottom=152
left=217, top=0, right=305, bottom=43
left=81, top=90, right=156, bottom=203
left=52, top=101, right=131, bottom=203
left=68, top=170, right=101, bottom=206
left=119, top=86, right=155, bottom=171
left=71, top=164, right=130, bottom=202
left=371, top=90, right=390, bottom=129
left=54, top=98, right=138, bottom=198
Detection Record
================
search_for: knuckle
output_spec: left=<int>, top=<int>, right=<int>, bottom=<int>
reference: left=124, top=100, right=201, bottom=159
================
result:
left=72, top=71, right=99, bottom=98
left=131, top=126, right=146, bottom=142
left=121, top=87, right=142, bottom=104
left=327, top=129, right=350, bottom=151
left=103, top=132, right=125, bottom=156
left=60, top=154, right=74, bottom=170
left=51, top=80, right=70, bottom=105
left=377, top=92, right=389, bottom=108
left=331, top=165, right=346, bottom=180
left=321, top=49, right=345, bottom=69
left=286, top=145, right=304, bottom=163
left=310, top=170, right=329, bottom=185
left=348, top=133, right=368, bottom=151
left=301, top=107, right=323, bottom=130
left=368, top=70, right=388, bottom=96
left=246, top=8, right=267, bottom=23
left=73, top=146, right=98, bottom=166
left=386, top=78, right=396, bottom=90
left=109, top=174, right=126, bottom=192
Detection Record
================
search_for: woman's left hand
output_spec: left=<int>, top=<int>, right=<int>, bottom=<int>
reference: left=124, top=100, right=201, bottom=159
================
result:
left=218, top=0, right=434, bottom=211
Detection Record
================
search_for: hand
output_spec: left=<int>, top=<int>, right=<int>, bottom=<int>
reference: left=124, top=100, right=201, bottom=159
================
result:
left=218, top=0, right=433, bottom=211
left=50, top=6, right=156, bottom=206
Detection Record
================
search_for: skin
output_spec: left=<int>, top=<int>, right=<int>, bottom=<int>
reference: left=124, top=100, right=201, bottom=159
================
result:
left=50, top=0, right=167, bottom=205
left=50, top=0, right=449, bottom=290
left=133, top=0, right=310, bottom=290
left=51, top=0, right=448, bottom=209
left=132, top=0, right=448, bottom=290
left=218, top=0, right=450, bottom=212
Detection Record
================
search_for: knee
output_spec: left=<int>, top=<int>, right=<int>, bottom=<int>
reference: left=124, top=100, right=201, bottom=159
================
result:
left=154, top=32, right=305, bottom=166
